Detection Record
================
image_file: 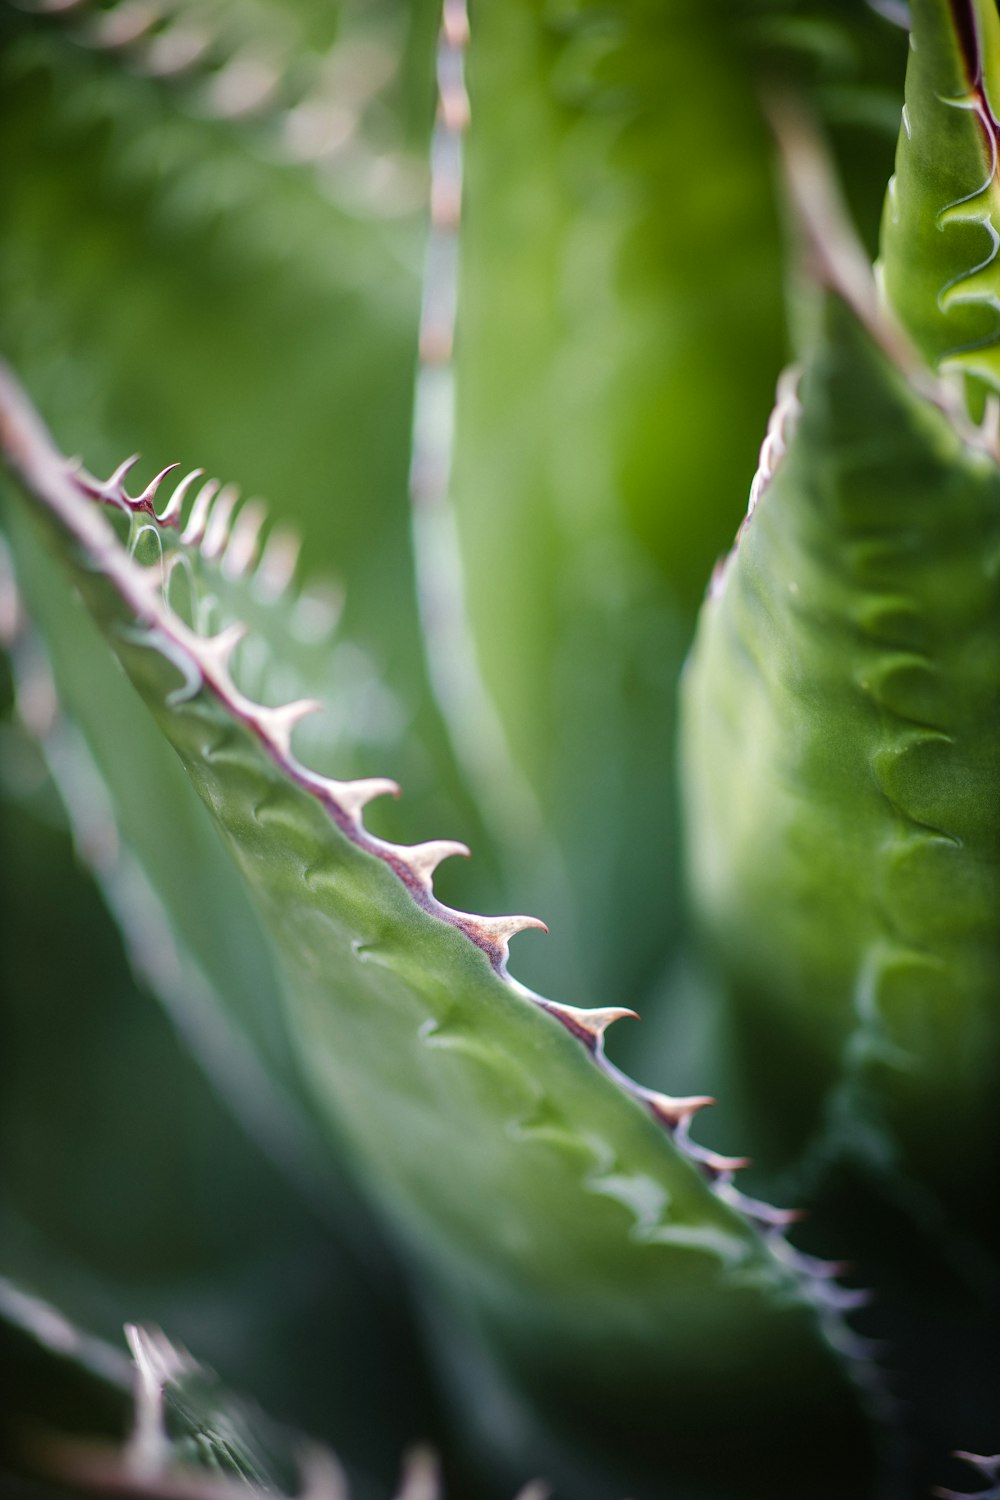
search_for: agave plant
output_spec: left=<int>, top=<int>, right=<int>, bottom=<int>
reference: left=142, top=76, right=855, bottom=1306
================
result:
left=2, top=0, right=1000, bottom=1497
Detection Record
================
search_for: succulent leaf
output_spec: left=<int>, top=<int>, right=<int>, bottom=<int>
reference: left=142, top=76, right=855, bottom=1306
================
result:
left=683, top=289, right=1000, bottom=1187
left=435, top=0, right=788, bottom=1011
left=880, top=0, right=1000, bottom=394
left=0, top=611, right=444, bottom=1490
left=0, top=366, right=872, bottom=1498
left=0, top=0, right=501, bottom=891
left=680, top=291, right=1000, bottom=1483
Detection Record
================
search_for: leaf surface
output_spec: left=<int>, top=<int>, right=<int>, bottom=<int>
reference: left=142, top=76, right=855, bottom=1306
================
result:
left=0, top=367, right=871, bottom=1500
left=880, top=0, right=1000, bottom=393
left=680, top=296, right=1000, bottom=1487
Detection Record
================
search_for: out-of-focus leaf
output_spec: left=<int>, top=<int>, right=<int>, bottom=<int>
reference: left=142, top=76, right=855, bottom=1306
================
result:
left=0, top=586, right=448, bottom=1495
left=0, top=368, right=872, bottom=1500
left=438, top=0, right=786, bottom=1012
left=0, top=0, right=498, bottom=887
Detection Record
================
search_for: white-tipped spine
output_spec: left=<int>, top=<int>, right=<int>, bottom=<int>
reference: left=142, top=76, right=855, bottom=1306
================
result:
left=393, top=838, right=471, bottom=888
left=200, top=482, right=242, bottom=560
left=158, top=466, right=202, bottom=525
left=255, top=697, right=324, bottom=755
left=180, top=477, right=221, bottom=545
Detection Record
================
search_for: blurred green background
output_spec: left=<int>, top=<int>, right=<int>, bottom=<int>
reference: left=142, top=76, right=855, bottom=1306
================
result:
left=0, top=1, right=910, bottom=1494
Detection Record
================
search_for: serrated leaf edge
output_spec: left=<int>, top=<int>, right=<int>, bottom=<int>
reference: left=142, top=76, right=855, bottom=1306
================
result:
left=0, top=358, right=890, bottom=1406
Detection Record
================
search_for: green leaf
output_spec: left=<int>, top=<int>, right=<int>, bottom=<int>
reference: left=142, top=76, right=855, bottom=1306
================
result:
left=440, top=0, right=787, bottom=1012
left=0, top=2, right=499, bottom=891
left=683, top=294, right=1000, bottom=1201
left=880, top=0, right=1000, bottom=394
left=0, top=367, right=871, bottom=1499
left=0, top=541, right=449, bottom=1492
left=680, top=294, right=1000, bottom=1486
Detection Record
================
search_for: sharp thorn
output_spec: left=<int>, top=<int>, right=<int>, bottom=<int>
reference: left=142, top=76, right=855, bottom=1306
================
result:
left=180, top=479, right=221, bottom=545
left=158, top=467, right=202, bottom=525
left=395, top=839, right=471, bottom=885
left=645, top=1091, right=716, bottom=1128
left=956, top=1452, right=999, bottom=1465
left=199, top=622, right=248, bottom=671
left=254, top=526, right=301, bottom=599
left=810, top=1282, right=874, bottom=1312
left=768, top=1240, right=849, bottom=1279
left=326, top=777, right=401, bottom=819
left=699, top=1149, right=752, bottom=1176
left=200, top=482, right=241, bottom=560
left=542, top=1003, right=638, bottom=1048
left=468, top=913, right=549, bottom=945
left=137, top=463, right=180, bottom=505
left=719, top=1184, right=803, bottom=1226
left=256, top=698, right=324, bottom=753
left=103, top=454, right=141, bottom=494
left=221, top=498, right=268, bottom=578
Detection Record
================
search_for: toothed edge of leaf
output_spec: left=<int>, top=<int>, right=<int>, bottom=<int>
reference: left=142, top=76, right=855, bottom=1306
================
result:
left=914, top=0, right=1000, bottom=381
left=711, top=100, right=1000, bottom=603
left=44, top=1322, right=548, bottom=1500
left=0, top=534, right=353, bottom=1229
left=766, top=89, right=1000, bottom=455
left=0, top=359, right=883, bottom=1401
left=21, top=0, right=423, bottom=218
left=45, top=1322, right=341, bottom=1498
left=710, top=363, right=803, bottom=601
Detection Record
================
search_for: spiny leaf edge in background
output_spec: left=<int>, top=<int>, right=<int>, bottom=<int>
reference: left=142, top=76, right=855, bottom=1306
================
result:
left=41, top=1321, right=549, bottom=1500
left=0, top=337, right=888, bottom=1410
left=5, top=2, right=958, bottom=1495
left=0, top=360, right=839, bottom=1254
left=17, top=0, right=425, bottom=220
left=880, top=0, right=1000, bottom=395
